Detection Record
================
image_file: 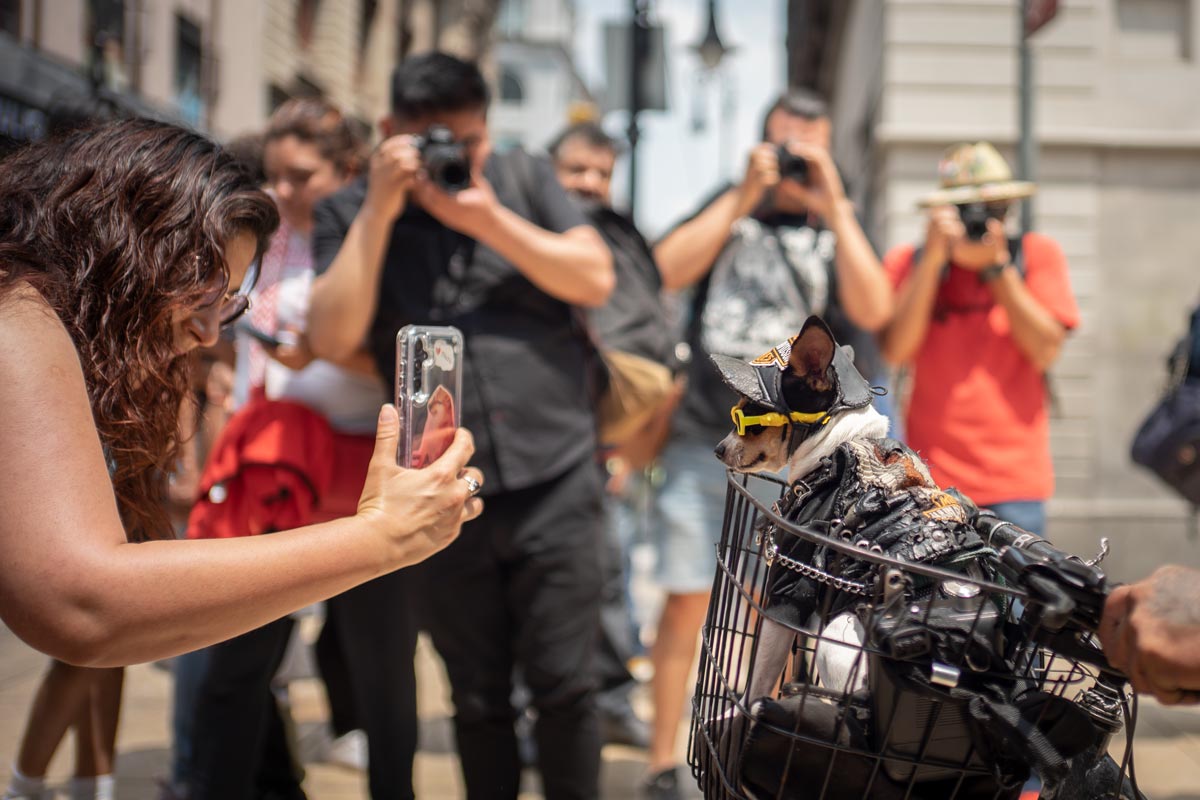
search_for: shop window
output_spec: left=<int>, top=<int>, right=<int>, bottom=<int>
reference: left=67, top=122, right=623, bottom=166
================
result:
left=0, top=0, right=20, bottom=37
left=499, top=66, right=525, bottom=104
left=175, top=15, right=204, bottom=127
left=1117, top=0, right=1192, bottom=61
left=298, top=0, right=320, bottom=49
left=89, top=0, right=128, bottom=91
left=360, top=0, right=378, bottom=52
left=497, top=0, right=527, bottom=37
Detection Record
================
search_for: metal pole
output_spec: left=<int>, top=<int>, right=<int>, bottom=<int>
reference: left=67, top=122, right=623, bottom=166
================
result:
left=1017, top=0, right=1035, bottom=234
left=627, top=0, right=648, bottom=218
left=718, top=69, right=734, bottom=181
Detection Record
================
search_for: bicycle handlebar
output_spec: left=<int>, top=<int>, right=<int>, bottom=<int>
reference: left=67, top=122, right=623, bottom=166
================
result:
left=975, top=511, right=1122, bottom=675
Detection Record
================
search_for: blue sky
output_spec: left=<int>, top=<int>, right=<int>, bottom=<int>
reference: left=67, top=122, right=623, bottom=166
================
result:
left=572, top=0, right=786, bottom=237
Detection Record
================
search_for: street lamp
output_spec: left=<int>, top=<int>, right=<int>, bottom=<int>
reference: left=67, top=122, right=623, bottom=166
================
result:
left=689, top=0, right=737, bottom=176
left=690, top=0, right=735, bottom=71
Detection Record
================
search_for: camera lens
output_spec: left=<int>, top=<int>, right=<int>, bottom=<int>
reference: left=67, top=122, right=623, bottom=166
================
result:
left=776, top=145, right=809, bottom=184
left=433, top=160, right=471, bottom=192
left=419, top=126, right=471, bottom=193
left=957, top=203, right=991, bottom=241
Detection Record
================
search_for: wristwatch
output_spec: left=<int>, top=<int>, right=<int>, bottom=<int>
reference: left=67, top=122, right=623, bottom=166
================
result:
left=978, top=260, right=1010, bottom=285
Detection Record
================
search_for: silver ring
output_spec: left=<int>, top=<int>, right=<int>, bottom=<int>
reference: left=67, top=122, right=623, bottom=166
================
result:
left=461, top=474, right=481, bottom=497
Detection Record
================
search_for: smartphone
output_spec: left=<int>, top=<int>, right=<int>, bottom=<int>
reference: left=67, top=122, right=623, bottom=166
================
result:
left=396, top=325, right=464, bottom=468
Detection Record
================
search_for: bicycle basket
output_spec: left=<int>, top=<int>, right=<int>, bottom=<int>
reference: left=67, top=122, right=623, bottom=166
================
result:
left=687, top=470, right=1137, bottom=800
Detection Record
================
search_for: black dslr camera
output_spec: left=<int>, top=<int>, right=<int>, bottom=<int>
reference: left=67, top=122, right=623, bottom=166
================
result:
left=776, top=145, right=809, bottom=184
left=956, top=202, right=1003, bottom=241
left=415, top=125, right=471, bottom=193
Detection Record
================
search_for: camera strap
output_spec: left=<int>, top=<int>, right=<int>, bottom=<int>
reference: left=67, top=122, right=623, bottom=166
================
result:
left=429, top=233, right=475, bottom=321
left=762, top=220, right=817, bottom=315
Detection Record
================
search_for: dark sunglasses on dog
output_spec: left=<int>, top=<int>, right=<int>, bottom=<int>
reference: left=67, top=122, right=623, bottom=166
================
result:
left=730, top=404, right=830, bottom=436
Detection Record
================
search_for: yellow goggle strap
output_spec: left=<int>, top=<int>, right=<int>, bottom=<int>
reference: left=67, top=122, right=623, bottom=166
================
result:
left=730, top=406, right=831, bottom=436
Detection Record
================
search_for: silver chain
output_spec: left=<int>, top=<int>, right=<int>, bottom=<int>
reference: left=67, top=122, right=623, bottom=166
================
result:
left=762, top=529, right=872, bottom=596
left=1086, top=537, right=1111, bottom=568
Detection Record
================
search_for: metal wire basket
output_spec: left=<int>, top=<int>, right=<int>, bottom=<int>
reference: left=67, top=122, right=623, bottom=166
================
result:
left=687, top=471, right=1139, bottom=800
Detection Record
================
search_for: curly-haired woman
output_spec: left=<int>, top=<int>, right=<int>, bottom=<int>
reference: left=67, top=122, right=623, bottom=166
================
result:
left=0, top=119, right=483, bottom=800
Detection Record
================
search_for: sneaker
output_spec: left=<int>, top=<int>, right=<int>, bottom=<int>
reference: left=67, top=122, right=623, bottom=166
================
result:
left=2, top=781, right=53, bottom=800
left=599, top=705, right=651, bottom=749
left=324, top=729, right=368, bottom=772
left=641, top=767, right=682, bottom=800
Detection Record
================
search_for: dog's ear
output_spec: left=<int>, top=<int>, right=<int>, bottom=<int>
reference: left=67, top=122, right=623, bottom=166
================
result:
left=788, top=318, right=836, bottom=391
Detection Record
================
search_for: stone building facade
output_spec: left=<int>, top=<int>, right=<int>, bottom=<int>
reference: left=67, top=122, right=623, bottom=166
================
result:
left=0, top=0, right=512, bottom=141
left=810, top=0, right=1200, bottom=578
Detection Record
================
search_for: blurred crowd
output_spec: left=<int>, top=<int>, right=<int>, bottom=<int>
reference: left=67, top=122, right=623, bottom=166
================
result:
left=2, top=47, right=1082, bottom=800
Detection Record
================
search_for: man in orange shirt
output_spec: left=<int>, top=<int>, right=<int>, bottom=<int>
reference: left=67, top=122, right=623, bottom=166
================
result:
left=880, top=143, right=1079, bottom=535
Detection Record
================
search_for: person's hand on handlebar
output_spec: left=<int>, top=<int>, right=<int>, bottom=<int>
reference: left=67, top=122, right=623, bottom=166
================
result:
left=1099, top=565, right=1200, bottom=705
left=356, top=404, right=484, bottom=569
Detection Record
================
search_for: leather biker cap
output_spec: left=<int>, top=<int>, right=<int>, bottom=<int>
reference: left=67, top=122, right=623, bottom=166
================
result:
left=710, top=316, right=875, bottom=417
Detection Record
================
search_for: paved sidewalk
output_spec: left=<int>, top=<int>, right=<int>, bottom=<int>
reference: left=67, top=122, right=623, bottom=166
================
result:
left=0, top=623, right=686, bottom=800
left=2, top=621, right=1198, bottom=799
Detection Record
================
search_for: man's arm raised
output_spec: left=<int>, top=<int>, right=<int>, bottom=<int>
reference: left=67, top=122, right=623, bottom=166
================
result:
left=414, top=172, right=614, bottom=307
left=308, top=136, right=419, bottom=361
left=654, top=143, right=778, bottom=291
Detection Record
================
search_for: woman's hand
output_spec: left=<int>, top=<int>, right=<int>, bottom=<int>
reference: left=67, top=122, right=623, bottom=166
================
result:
left=356, top=405, right=483, bottom=569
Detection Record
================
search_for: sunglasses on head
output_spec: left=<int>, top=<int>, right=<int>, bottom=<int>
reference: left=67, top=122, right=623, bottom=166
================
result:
left=730, top=404, right=830, bottom=436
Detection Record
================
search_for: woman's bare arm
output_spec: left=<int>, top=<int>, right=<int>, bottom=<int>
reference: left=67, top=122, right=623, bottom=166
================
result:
left=0, top=290, right=481, bottom=667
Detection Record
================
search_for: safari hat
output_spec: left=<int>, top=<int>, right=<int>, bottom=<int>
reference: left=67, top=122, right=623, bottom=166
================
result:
left=916, top=142, right=1036, bottom=208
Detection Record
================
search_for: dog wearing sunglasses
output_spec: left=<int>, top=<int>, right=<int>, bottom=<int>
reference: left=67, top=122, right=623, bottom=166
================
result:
left=706, top=316, right=893, bottom=706
left=712, top=315, right=889, bottom=482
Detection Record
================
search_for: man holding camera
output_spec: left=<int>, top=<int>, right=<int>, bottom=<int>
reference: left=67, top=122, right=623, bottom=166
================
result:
left=306, top=53, right=613, bottom=800
left=643, top=89, right=891, bottom=799
left=880, top=142, right=1080, bottom=535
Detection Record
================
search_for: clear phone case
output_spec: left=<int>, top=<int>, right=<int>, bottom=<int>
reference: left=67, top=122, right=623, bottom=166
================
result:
left=395, top=325, right=465, bottom=468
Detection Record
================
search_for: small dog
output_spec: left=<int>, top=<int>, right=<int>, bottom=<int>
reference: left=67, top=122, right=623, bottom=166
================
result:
left=712, top=315, right=889, bottom=482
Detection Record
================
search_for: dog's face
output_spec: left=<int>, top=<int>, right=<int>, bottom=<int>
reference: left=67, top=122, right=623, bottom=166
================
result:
left=714, top=322, right=838, bottom=473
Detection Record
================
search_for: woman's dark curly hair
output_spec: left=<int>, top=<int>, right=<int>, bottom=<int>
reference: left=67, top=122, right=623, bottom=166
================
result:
left=0, top=118, right=279, bottom=541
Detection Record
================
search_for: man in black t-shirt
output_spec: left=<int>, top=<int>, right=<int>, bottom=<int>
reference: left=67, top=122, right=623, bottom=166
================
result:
left=640, top=90, right=893, bottom=799
left=306, top=53, right=614, bottom=800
